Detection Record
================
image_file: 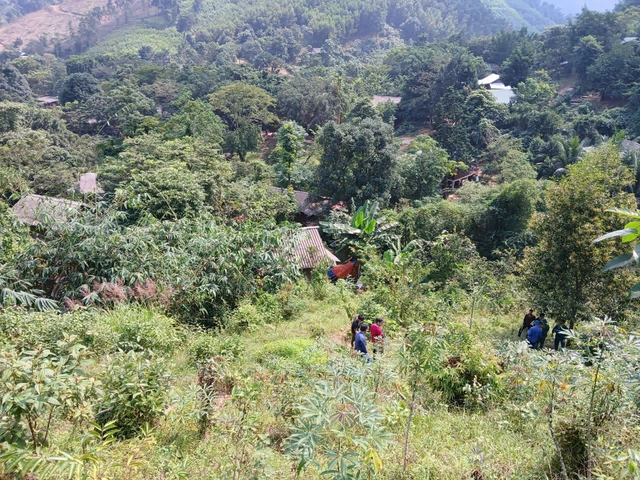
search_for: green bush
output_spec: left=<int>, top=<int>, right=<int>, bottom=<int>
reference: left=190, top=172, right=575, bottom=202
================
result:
left=308, top=264, right=332, bottom=300
left=0, top=308, right=117, bottom=354
left=227, top=293, right=285, bottom=332
left=0, top=307, right=182, bottom=355
left=0, top=340, right=100, bottom=449
left=95, top=350, right=170, bottom=439
left=104, top=307, right=183, bottom=354
left=276, top=284, right=306, bottom=320
left=259, top=338, right=314, bottom=361
left=428, top=325, right=504, bottom=408
left=188, top=333, right=242, bottom=365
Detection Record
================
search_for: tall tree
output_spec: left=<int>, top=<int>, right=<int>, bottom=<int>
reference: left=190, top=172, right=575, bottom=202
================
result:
left=271, top=121, right=307, bottom=188
left=209, top=83, right=278, bottom=161
left=522, top=144, right=635, bottom=327
left=501, top=41, right=537, bottom=87
left=573, top=35, right=603, bottom=89
left=57, top=73, right=101, bottom=105
left=395, top=136, right=457, bottom=200
left=276, top=75, right=348, bottom=132
left=315, top=117, right=397, bottom=205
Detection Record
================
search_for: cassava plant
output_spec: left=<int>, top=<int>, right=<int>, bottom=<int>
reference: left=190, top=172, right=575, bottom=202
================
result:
left=286, top=359, right=391, bottom=479
left=0, top=338, right=100, bottom=450
left=397, top=324, right=447, bottom=474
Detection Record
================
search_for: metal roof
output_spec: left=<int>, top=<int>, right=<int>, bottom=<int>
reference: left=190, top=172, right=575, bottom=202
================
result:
left=36, top=96, right=59, bottom=104
left=76, top=172, right=104, bottom=194
left=371, top=95, right=402, bottom=107
left=478, top=74, right=501, bottom=86
left=294, top=226, right=339, bottom=269
left=11, top=194, right=83, bottom=226
left=273, top=188, right=333, bottom=217
left=489, top=86, right=515, bottom=104
left=621, top=139, right=640, bottom=154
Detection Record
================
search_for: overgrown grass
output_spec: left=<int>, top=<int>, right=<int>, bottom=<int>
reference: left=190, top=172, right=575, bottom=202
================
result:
left=1, top=281, right=638, bottom=479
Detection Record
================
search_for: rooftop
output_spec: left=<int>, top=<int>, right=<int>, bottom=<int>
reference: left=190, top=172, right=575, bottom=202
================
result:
left=293, top=226, right=339, bottom=269
left=478, top=73, right=501, bottom=86
left=371, top=95, right=402, bottom=107
left=621, top=139, right=640, bottom=154
left=273, top=188, right=333, bottom=218
left=489, top=85, right=515, bottom=104
left=76, top=172, right=104, bottom=194
left=11, top=194, right=83, bottom=226
left=36, top=96, right=59, bottom=104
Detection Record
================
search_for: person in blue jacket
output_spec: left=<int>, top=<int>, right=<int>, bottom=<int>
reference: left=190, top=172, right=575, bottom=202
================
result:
left=527, top=320, right=543, bottom=349
left=354, top=323, right=371, bottom=362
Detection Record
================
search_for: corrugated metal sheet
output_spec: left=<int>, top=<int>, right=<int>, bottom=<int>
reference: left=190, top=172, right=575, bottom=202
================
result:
left=371, top=95, right=402, bottom=107
left=294, top=226, right=339, bottom=269
left=478, top=73, right=500, bottom=86
left=272, top=188, right=333, bottom=217
left=11, top=194, right=83, bottom=226
left=77, top=173, right=104, bottom=194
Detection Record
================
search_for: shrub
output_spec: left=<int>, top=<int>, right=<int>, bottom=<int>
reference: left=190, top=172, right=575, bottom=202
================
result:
left=227, top=293, right=285, bottom=332
left=196, top=357, right=236, bottom=435
left=104, top=307, right=183, bottom=354
left=276, top=284, right=305, bottom=320
left=428, top=325, right=504, bottom=408
left=0, top=339, right=100, bottom=449
left=308, top=264, right=331, bottom=300
left=356, top=293, right=389, bottom=321
left=95, top=350, right=170, bottom=438
left=259, top=338, right=314, bottom=361
left=188, top=333, right=242, bottom=365
left=0, top=308, right=117, bottom=354
left=227, top=300, right=266, bottom=332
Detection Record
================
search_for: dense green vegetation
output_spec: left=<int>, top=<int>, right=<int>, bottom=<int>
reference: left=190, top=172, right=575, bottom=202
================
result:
left=3, top=0, right=640, bottom=478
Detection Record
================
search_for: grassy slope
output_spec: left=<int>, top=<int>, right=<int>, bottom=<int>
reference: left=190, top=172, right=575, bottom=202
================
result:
left=482, top=0, right=557, bottom=31
left=42, top=291, right=551, bottom=479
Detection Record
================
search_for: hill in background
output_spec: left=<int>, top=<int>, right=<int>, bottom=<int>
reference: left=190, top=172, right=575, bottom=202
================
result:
left=0, top=0, right=566, bottom=57
left=547, top=0, right=618, bottom=14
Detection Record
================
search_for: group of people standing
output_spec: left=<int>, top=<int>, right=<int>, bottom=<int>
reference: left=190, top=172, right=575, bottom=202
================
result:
left=519, top=309, right=570, bottom=350
left=350, top=314, right=385, bottom=361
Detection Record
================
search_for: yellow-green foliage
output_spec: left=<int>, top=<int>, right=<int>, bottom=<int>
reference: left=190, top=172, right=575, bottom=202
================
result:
left=87, top=26, right=182, bottom=56
left=259, top=338, right=314, bottom=360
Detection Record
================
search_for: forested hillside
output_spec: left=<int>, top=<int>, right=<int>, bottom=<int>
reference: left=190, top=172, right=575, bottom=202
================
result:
left=547, top=0, right=618, bottom=15
left=0, top=0, right=565, bottom=55
left=3, top=0, right=640, bottom=478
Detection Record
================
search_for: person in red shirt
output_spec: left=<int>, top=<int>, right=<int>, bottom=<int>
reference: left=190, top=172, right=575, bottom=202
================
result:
left=370, top=318, right=385, bottom=355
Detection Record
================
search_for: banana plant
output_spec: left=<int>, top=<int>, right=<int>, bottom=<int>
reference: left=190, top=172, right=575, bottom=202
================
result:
left=320, top=200, right=399, bottom=256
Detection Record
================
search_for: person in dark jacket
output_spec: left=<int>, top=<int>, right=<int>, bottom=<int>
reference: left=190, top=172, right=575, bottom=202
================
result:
left=538, top=313, right=549, bottom=349
left=354, top=323, right=371, bottom=362
left=351, top=314, right=365, bottom=348
left=519, top=309, right=536, bottom=337
left=527, top=320, right=543, bottom=349
left=552, top=320, right=570, bottom=350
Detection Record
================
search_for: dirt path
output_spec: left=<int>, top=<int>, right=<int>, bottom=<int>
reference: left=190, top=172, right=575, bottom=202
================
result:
left=0, top=0, right=109, bottom=50
left=0, top=0, right=155, bottom=51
